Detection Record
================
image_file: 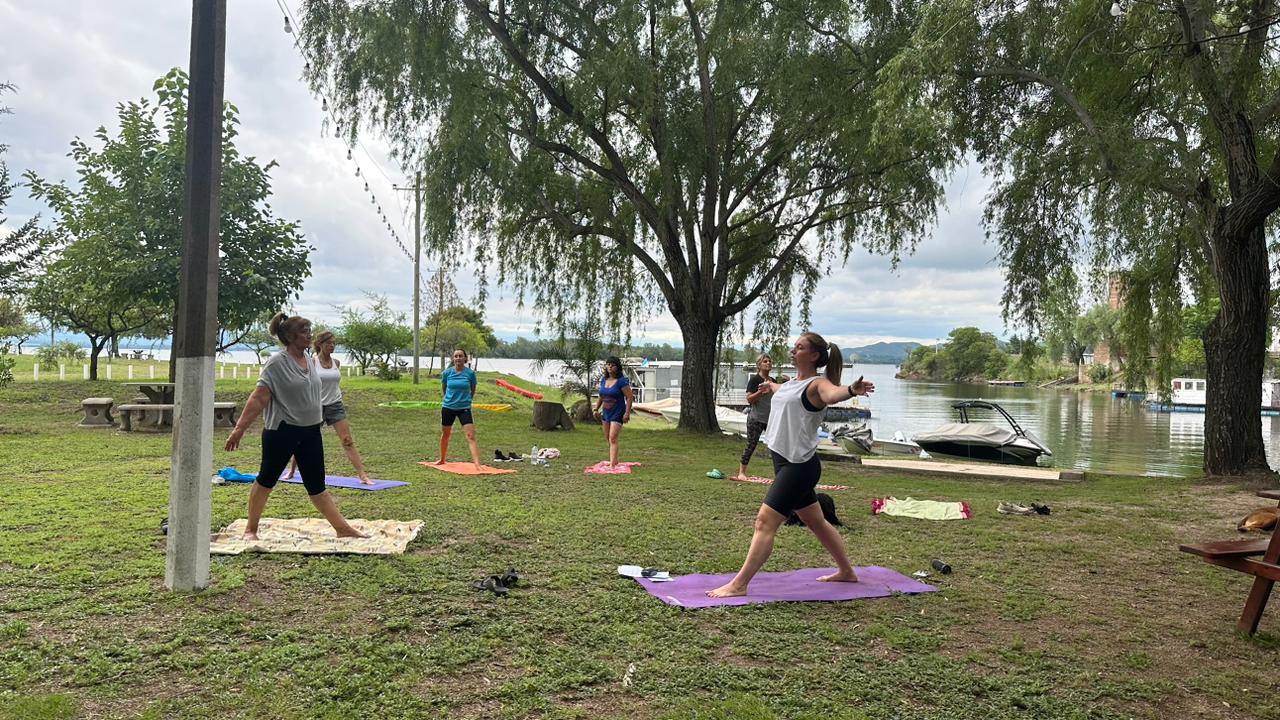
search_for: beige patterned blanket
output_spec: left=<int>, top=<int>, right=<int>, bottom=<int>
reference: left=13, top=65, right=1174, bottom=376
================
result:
left=210, top=518, right=424, bottom=555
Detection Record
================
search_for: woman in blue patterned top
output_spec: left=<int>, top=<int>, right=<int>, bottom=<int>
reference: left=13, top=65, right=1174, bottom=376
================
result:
left=592, top=356, right=634, bottom=468
left=430, top=349, right=482, bottom=470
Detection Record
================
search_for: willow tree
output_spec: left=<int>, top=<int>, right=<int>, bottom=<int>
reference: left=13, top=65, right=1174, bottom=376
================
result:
left=299, top=0, right=947, bottom=431
left=883, top=0, right=1280, bottom=476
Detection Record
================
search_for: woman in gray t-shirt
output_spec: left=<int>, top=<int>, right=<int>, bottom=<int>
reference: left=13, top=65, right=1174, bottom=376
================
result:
left=225, top=313, right=365, bottom=541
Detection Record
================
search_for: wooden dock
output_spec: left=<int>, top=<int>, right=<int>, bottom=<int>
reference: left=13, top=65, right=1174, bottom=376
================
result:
left=817, top=446, right=1081, bottom=482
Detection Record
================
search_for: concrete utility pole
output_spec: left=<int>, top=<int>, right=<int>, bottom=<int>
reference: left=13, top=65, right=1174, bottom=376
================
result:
left=413, top=172, right=421, bottom=384
left=166, top=0, right=225, bottom=592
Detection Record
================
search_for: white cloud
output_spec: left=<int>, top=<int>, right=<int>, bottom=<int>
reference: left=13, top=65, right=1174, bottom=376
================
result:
left=1, top=2, right=1014, bottom=348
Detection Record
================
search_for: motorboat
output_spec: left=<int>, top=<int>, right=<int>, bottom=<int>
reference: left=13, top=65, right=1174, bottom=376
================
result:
left=911, top=400, right=1052, bottom=466
left=832, top=425, right=927, bottom=457
left=649, top=402, right=751, bottom=436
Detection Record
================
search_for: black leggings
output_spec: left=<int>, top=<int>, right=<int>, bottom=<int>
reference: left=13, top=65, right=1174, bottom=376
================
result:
left=740, top=419, right=768, bottom=466
left=255, top=422, right=326, bottom=496
left=763, top=450, right=821, bottom=516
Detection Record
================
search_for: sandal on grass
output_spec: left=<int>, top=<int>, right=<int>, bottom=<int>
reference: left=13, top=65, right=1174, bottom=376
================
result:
left=472, top=575, right=510, bottom=597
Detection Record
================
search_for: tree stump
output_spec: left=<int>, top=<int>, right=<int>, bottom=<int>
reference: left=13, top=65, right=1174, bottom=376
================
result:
left=533, top=400, right=576, bottom=431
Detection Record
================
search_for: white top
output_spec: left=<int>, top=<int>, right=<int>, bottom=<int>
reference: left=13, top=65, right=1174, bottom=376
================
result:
left=317, top=358, right=342, bottom=406
left=762, top=376, right=823, bottom=463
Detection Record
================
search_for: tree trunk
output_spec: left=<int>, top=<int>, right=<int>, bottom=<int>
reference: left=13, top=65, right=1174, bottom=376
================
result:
left=676, top=315, right=722, bottom=433
left=88, top=336, right=106, bottom=381
left=1202, top=221, right=1272, bottom=478
left=110, top=334, right=119, bottom=359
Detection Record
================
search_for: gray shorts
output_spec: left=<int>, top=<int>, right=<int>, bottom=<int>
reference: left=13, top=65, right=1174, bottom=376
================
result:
left=322, top=401, right=347, bottom=426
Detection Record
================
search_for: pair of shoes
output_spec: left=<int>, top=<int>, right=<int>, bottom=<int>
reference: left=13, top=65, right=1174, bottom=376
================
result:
left=706, top=468, right=725, bottom=479
left=997, top=502, right=1037, bottom=516
left=1031, top=502, right=1052, bottom=515
left=160, top=517, right=169, bottom=535
left=494, top=450, right=526, bottom=463
left=472, top=568, right=520, bottom=597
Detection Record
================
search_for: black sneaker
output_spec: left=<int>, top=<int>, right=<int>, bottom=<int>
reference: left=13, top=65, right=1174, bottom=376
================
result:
left=494, top=450, right=509, bottom=462
left=1032, top=502, right=1052, bottom=515
left=507, top=451, right=524, bottom=461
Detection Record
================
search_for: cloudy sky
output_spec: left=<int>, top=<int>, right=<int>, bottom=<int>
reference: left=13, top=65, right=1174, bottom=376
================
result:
left=2, top=1, right=1023, bottom=349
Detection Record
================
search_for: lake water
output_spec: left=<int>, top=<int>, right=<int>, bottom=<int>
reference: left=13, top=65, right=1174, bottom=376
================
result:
left=24, top=347, right=1278, bottom=476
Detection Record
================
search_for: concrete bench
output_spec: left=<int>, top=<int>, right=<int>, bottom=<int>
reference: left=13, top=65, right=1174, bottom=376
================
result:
left=213, top=402, right=239, bottom=428
left=78, top=397, right=116, bottom=428
left=119, top=402, right=240, bottom=431
left=118, top=404, right=173, bottom=432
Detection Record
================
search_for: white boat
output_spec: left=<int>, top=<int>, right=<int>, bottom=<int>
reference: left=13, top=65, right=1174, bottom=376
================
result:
left=652, top=402, right=751, bottom=436
left=833, top=426, right=926, bottom=457
left=912, top=400, right=1052, bottom=466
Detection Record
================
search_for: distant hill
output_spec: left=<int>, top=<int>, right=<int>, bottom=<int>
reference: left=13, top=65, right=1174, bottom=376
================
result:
left=843, top=341, right=921, bottom=365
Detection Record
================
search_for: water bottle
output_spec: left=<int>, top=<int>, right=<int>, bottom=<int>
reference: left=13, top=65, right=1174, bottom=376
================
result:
left=931, top=559, right=952, bottom=574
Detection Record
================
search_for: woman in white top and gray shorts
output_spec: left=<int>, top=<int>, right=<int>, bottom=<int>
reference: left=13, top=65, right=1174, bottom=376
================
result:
left=707, top=331, right=875, bottom=598
left=286, top=330, right=373, bottom=485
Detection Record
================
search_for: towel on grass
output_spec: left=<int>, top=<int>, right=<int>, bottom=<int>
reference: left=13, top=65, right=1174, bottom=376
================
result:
left=210, top=518, right=424, bottom=555
left=417, top=461, right=516, bottom=475
left=585, top=461, right=641, bottom=474
left=871, top=496, right=972, bottom=520
left=726, top=474, right=849, bottom=492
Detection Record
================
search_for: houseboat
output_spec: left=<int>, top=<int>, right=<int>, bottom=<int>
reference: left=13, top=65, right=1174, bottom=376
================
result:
left=1147, top=377, right=1280, bottom=415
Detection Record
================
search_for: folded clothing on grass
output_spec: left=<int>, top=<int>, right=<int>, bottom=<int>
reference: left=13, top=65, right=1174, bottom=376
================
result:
left=210, top=518, right=424, bottom=555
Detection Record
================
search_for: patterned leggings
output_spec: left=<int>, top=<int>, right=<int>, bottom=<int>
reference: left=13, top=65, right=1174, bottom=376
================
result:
left=740, top=419, right=768, bottom=466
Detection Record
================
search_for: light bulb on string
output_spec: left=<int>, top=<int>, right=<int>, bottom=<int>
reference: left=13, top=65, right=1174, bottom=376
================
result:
left=1241, top=22, right=1251, bottom=32
left=1109, top=1, right=1123, bottom=16
left=347, top=148, right=352, bottom=160
left=321, top=98, right=328, bottom=112
left=355, top=167, right=361, bottom=177
left=364, top=182, right=370, bottom=192
left=284, top=15, right=292, bottom=33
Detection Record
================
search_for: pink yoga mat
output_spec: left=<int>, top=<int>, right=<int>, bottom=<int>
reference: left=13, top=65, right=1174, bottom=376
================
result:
left=633, top=566, right=937, bottom=608
left=585, top=461, right=641, bottom=474
left=279, top=475, right=408, bottom=491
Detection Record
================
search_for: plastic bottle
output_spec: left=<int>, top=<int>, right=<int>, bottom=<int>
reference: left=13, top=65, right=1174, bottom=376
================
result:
left=931, top=559, right=952, bottom=574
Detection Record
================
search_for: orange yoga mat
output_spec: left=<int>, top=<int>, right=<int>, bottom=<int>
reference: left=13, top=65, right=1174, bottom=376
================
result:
left=417, top=461, right=516, bottom=475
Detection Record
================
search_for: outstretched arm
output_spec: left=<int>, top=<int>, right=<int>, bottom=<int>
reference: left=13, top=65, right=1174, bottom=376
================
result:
left=808, top=376, right=875, bottom=409
left=226, top=386, right=273, bottom=450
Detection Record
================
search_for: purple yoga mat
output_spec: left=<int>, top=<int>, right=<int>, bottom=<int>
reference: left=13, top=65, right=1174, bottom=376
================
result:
left=634, top=566, right=937, bottom=608
left=279, top=475, right=408, bottom=491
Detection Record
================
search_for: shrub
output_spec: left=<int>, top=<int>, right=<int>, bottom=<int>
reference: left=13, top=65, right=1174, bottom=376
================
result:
left=1088, top=364, right=1111, bottom=383
left=0, top=343, right=13, bottom=387
left=374, top=361, right=401, bottom=381
left=36, top=341, right=86, bottom=369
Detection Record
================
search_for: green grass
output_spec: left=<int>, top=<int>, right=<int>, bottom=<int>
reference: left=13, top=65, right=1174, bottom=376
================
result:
left=1, top=364, right=1278, bottom=719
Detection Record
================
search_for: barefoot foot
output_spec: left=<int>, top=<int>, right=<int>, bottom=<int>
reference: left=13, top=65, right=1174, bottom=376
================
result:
left=359, top=473, right=373, bottom=485
left=706, top=582, right=748, bottom=598
left=241, top=531, right=259, bottom=541
left=817, top=570, right=859, bottom=583
left=335, top=527, right=368, bottom=539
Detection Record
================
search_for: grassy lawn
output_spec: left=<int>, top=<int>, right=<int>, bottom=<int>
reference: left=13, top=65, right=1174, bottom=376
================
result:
left=1, top=354, right=1277, bottom=719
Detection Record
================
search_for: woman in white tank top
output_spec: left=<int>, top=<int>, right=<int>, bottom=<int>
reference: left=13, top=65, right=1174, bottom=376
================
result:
left=707, top=332, right=875, bottom=599
left=285, top=330, right=374, bottom=484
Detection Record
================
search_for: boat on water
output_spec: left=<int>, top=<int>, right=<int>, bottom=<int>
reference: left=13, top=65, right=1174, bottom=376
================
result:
left=1146, top=377, right=1280, bottom=415
left=638, top=400, right=752, bottom=436
left=832, top=425, right=927, bottom=457
left=912, top=400, right=1052, bottom=466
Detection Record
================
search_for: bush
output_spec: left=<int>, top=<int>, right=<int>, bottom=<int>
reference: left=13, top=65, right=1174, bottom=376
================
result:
left=374, top=361, right=401, bottom=381
left=36, top=341, right=86, bottom=369
left=0, top=344, right=13, bottom=387
left=1088, top=364, right=1112, bottom=383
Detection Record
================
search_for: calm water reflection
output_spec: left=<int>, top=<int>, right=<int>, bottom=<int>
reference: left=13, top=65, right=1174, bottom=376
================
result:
left=841, top=364, right=1280, bottom=477
left=481, top=358, right=1280, bottom=478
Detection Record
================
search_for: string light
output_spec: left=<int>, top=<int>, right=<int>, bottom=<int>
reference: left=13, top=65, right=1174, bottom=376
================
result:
left=1109, top=2, right=1123, bottom=17
left=275, top=0, right=419, bottom=271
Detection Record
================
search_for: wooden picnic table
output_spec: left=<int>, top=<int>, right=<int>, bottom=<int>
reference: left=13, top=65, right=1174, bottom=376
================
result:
left=1180, top=489, right=1280, bottom=634
left=123, top=382, right=175, bottom=405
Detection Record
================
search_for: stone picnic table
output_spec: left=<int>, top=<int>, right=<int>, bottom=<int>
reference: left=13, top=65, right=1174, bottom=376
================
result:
left=123, top=382, right=175, bottom=405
